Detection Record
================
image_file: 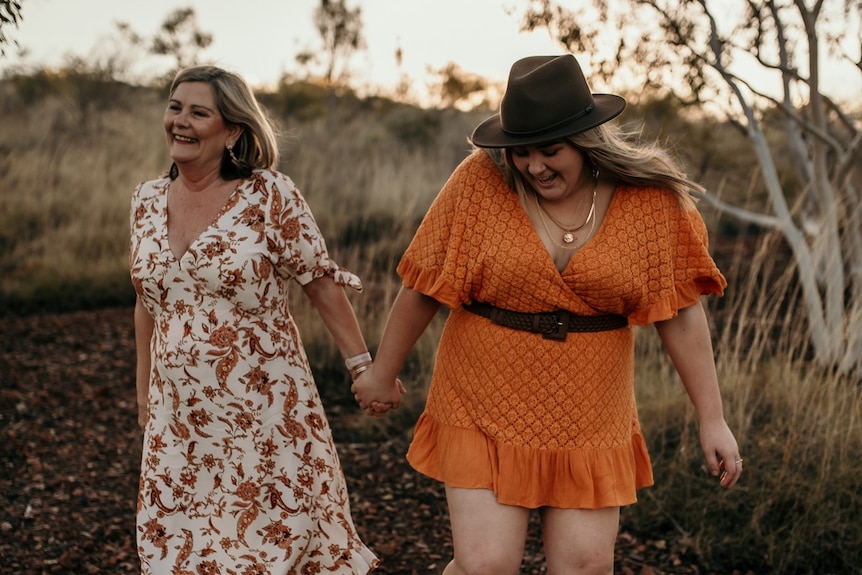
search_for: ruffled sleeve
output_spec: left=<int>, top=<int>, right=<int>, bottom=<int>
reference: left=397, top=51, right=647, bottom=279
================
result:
left=623, top=189, right=725, bottom=325
left=397, top=151, right=496, bottom=308
left=260, top=170, right=362, bottom=291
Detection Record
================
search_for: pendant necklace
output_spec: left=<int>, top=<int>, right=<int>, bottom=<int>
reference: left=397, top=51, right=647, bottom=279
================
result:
left=534, top=191, right=598, bottom=250
left=534, top=170, right=598, bottom=245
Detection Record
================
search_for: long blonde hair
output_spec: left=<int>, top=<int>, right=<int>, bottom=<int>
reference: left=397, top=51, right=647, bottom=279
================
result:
left=490, top=122, right=701, bottom=209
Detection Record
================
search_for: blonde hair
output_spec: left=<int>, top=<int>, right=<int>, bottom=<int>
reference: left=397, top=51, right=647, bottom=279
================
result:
left=492, top=122, right=701, bottom=208
left=168, top=66, right=279, bottom=180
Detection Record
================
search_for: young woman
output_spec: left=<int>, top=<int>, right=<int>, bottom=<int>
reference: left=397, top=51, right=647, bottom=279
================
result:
left=353, top=54, right=742, bottom=575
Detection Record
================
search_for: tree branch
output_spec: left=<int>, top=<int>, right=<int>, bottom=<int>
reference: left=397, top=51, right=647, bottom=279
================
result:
left=690, top=190, right=781, bottom=228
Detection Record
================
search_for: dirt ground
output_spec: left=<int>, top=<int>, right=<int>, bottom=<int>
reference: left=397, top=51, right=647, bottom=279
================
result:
left=1, top=307, right=736, bottom=575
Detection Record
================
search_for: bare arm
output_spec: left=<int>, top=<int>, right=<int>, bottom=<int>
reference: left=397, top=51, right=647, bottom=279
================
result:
left=301, top=274, right=370, bottom=361
left=351, top=286, right=441, bottom=413
left=654, top=301, right=742, bottom=488
left=134, top=297, right=154, bottom=431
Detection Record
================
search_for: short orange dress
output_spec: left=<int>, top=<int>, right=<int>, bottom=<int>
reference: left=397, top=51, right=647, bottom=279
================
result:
left=399, top=150, right=725, bottom=509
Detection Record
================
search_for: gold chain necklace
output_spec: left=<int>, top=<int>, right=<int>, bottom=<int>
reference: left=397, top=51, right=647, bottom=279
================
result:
left=537, top=175, right=596, bottom=233
left=534, top=171, right=598, bottom=244
left=534, top=191, right=597, bottom=250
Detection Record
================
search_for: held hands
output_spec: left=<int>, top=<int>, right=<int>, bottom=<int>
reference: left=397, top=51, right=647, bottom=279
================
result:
left=699, top=417, right=743, bottom=489
left=350, top=364, right=406, bottom=418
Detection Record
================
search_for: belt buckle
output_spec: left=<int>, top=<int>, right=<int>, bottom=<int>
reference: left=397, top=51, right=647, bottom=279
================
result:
left=542, top=310, right=569, bottom=341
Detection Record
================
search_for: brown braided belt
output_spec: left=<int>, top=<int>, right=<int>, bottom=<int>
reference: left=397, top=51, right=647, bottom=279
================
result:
left=463, top=301, right=628, bottom=342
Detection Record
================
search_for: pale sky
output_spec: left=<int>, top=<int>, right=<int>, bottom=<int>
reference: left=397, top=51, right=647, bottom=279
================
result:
left=3, top=0, right=859, bottom=108
left=2, top=0, right=564, bottom=103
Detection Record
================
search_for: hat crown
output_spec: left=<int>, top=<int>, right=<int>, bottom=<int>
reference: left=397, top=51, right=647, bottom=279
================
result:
left=469, top=54, right=625, bottom=148
left=500, top=55, right=596, bottom=137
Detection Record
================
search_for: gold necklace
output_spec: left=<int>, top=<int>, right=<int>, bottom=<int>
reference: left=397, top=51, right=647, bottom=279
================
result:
left=534, top=172, right=598, bottom=244
left=537, top=174, right=596, bottom=234
left=533, top=191, right=597, bottom=250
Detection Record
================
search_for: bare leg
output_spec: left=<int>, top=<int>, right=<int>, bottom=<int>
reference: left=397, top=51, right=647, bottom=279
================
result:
left=441, top=486, right=530, bottom=575
left=540, top=506, right=619, bottom=575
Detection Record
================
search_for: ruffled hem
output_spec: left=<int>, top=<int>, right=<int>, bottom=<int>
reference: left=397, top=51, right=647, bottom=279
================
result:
left=406, top=412, right=654, bottom=509
left=396, top=257, right=462, bottom=309
left=628, top=277, right=724, bottom=326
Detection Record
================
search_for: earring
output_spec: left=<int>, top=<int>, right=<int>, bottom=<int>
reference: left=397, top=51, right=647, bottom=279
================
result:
left=226, top=143, right=239, bottom=164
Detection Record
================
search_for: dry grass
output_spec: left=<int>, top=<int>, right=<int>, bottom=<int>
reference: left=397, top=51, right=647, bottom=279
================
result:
left=1, top=76, right=860, bottom=574
left=0, top=86, right=164, bottom=311
left=627, top=233, right=862, bottom=574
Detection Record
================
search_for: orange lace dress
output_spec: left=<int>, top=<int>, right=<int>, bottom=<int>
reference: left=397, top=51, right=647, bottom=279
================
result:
left=130, top=170, right=378, bottom=575
left=400, top=150, right=725, bottom=509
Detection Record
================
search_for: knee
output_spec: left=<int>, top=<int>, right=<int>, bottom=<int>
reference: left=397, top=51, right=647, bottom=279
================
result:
left=578, top=556, right=614, bottom=575
left=446, top=551, right=522, bottom=575
left=548, top=552, right=614, bottom=575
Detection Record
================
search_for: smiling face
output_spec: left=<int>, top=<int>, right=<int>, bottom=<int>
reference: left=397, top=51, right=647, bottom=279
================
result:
left=509, top=140, right=591, bottom=204
left=164, top=81, right=240, bottom=174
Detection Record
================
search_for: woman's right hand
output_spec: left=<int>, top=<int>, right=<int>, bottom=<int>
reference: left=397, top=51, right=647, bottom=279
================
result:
left=350, top=364, right=406, bottom=417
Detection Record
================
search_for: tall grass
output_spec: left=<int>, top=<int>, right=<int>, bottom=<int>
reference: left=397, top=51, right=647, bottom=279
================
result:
left=0, top=85, right=165, bottom=312
left=1, top=76, right=859, bottom=573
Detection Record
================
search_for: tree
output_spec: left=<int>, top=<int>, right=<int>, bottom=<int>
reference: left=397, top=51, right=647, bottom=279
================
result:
left=150, top=7, right=213, bottom=73
left=0, top=0, right=22, bottom=58
left=297, top=0, right=365, bottom=87
left=521, top=0, right=862, bottom=375
left=428, top=62, right=490, bottom=110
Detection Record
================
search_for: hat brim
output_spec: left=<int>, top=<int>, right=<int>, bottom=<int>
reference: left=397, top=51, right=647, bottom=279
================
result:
left=470, top=94, right=626, bottom=148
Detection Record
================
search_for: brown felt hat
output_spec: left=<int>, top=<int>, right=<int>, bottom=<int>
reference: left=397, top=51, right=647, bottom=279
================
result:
left=470, top=55, right=626, bottom=148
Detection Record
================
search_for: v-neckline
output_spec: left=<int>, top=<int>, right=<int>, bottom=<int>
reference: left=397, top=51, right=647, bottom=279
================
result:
left=163, top=179, right=241, bottom=263
left=519, top=186, right=617, bottom=275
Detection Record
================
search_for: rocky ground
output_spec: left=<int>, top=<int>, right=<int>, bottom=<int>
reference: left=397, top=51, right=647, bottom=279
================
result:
left=1, top=308, right=739, bottom=574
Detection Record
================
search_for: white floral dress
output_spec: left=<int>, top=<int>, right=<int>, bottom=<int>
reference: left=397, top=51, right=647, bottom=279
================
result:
left=129, top=169, right=378, bottom=575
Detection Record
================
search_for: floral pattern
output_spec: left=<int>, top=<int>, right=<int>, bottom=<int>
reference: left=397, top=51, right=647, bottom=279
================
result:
left=130, top=170, right=377, bottom=575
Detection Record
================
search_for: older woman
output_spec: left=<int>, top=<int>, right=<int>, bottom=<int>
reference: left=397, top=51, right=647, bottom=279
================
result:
left=130, top=66, right=378, bottom=575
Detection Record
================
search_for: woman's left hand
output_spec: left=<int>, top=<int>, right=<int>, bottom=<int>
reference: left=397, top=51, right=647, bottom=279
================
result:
left=699, top=418, right=743, bottom=489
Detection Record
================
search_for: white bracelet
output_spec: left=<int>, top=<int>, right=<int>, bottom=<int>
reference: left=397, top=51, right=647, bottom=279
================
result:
left=344, top=352, right=372, bottom=371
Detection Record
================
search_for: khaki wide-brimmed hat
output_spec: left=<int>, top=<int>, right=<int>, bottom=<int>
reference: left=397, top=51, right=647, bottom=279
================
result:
left=470, top=55, right=626, bottom=148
